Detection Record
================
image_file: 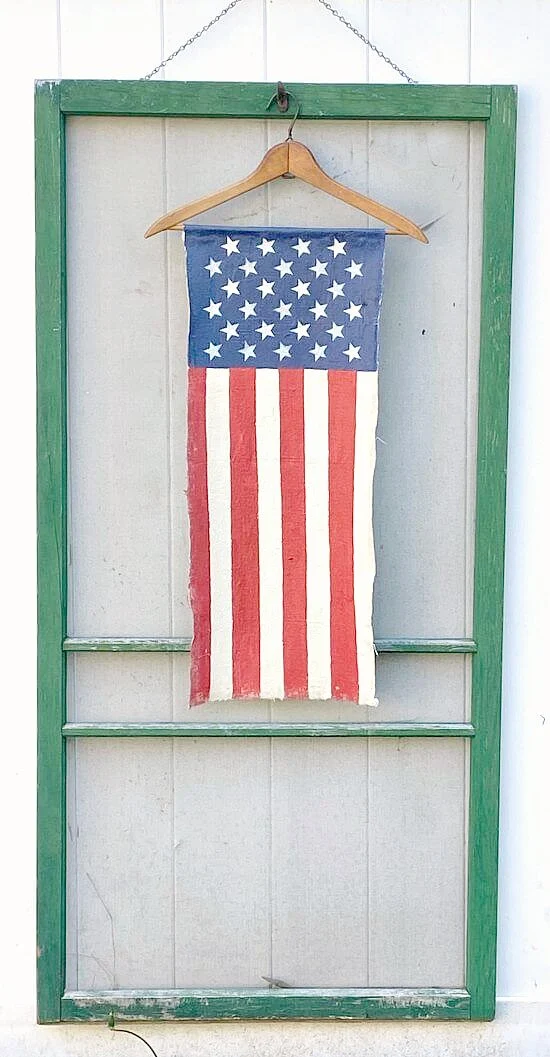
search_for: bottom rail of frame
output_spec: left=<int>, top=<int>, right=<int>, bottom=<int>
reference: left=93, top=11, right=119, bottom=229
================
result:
left=61, top=988, right=471, bottom=1021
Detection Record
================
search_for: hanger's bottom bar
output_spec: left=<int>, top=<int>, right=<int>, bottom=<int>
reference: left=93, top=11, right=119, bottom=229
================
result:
left=61, top=988, right=471, bottom=1021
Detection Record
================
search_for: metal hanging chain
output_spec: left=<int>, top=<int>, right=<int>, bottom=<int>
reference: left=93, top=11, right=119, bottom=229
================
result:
left=144, top=0, right=417, bottom=85
left=315, top=0, right=417, bottom=84
left=144, top=0, right=247, bottom=80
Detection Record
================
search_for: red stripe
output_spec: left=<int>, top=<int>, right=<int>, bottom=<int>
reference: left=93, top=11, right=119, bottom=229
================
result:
left=230, top=369, right=260, bottom=697
left=279, top=369, right=308, bottom=697
left=328, top=371, right=359, bottom=701
left=187, top=367, right=211, bottom=705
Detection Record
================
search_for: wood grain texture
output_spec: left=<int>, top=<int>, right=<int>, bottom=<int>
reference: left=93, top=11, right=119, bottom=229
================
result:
left=61, top=986, right=471, bottom=1020
left=62, top=636, right=476, bottom=652
left=36, top=79, right=66, bottom=1024
left=467, top=85, right=517, bottom=1021
left=57, top=81, right=493, bottom=120
left=35, top=77, right=516, bottom=1023
left=63, top=722, right=475, bottom=738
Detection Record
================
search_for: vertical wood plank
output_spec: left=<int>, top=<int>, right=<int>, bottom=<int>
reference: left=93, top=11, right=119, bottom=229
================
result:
left=74, top=740, right=174, bottom=988
left=59, top=0, right=162, bottom=77
left=368, top=0, right=470, bottom=83
left=173, top=740, right=271, bottom=986
left=368, top=739, right=466, bottom=986
left=162, top=0, right=265, bottom=81
left=467, top=85, right=517, bottom=1020
left=371, top=121, right=477, bottom=637
left=471, top=3, right=550, bottom=1010
left=66, top=117, right=171, bottom=635
left=36, top=80, right=66, bottom=1023
left=266, top=0, right=368, bottom=82
left=271, top=739, right=369, bottom=985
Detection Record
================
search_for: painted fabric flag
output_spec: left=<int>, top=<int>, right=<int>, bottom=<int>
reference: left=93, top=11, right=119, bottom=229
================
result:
left=184, top=225, right=385, bottom=706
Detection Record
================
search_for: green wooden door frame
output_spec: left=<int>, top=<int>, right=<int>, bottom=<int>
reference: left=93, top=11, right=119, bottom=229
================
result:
left=36, top=80, right=517, bottom=1024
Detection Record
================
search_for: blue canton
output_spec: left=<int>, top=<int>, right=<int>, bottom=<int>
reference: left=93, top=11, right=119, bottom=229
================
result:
left=184, top=225, right=385, bottom=372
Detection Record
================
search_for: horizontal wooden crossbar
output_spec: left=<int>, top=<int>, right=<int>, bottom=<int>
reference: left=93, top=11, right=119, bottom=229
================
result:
left=57, top=80, right=493, bottom=120
left=61, top=987, right=471, bottom=1021
left=63, top=636, right=477, bottom=653
left=62, top=721, right=474, bottom=738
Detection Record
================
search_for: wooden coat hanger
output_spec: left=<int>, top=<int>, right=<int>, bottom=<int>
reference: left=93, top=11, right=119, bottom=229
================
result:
left=145, top=105, right=428, bottom=243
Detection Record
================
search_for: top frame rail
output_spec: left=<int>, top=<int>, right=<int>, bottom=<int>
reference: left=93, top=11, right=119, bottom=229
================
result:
left=52, top=81, right=494, bottom=120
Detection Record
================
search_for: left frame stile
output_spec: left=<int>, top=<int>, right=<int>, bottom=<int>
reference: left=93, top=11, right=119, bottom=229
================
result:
left=36, top=80, right=67, bottom=1024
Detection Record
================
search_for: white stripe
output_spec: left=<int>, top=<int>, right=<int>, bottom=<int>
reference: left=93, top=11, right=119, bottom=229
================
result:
left=256, top=370, right=285, bottom=698
left=354, top=370, right=378, bottom=706
left=304, top=370, right=332, bottom=700
left=205, top=370, right=233, bottom=700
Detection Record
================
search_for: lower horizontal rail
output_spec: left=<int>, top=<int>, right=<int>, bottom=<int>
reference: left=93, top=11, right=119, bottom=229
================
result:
left=63, top=636, right=477, bottom=653
left=63, top=721, right=474, bottom=738
left=61, top=987, right=471, bottom=1021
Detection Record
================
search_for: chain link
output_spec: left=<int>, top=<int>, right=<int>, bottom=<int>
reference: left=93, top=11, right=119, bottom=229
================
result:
left=315, top=0, right=417, bottom=84
left=144, top=0, right=246, bottom=80
left=144, top=0, right=417, bottom=86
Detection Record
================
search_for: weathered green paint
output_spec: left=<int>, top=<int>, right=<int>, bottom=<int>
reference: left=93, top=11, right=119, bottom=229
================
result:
left=35, top=80, right=67, bottom=1024
left=376, top=638, right=476, bottom=653
left=36, top=79, right=517, bottom=1025
left=63, top=636, right=193, bottom=652
left=62, top=636, right=476, bottom=653
left=57, top=80, right=492, bottom=120
left=62, top=721, right=475, bottom=739
left=61, top=988, right=471, bottom=1021
left=466, top=85, right=517, bottom=1021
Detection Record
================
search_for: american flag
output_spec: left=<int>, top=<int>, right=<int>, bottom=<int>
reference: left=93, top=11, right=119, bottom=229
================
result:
left=184, top=225, right=385, bottom=706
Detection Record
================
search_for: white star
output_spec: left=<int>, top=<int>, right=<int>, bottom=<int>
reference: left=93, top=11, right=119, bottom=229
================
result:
left=345, top=260, right=363, bottom=278
left=204, top=342, right=222, bottom=360
left=274, top=342, right=292, bottom=361
left=239, top=300, right=257, bottom=319
left=327, top=279, right=345, bottom=299
left=292, top=279, right=310, bottom=299
left=310, top=342, right=327, bottom=362
left=327, top=322, right=344, bottom=341
left=238, top=341, right=256, bottom=361
left=203, top=299, right=222, bottom=318
left=221, top=236, right=240, bottom=256
left=344, top=301, right=362, bottom=321
left=292, top=238, right=311, bottom=256
left=290, top=321, right=310, bottom=340
left=275, top=299, right=292, bottom=319
left=220, top=321, right=239, bottom=340
left=205, top=257, right=222, bottom=276
left=239, top=258, right=257, bottom=276
left=257, top=278, right=275, bottom=299
left=275, top=258, right=293, bottom=277
left=310, top=258, right=328, bottom=278
left=342, top=343, right=361, bottom=362
left=221, top=278, right=240, bottom=298
left=328, top=237, right=347, bottom=258
left=257, top=238, right=275, bottom=256
left=309, top=300, right=328, bottom=320
left=256, top=320, right=275, bottom=340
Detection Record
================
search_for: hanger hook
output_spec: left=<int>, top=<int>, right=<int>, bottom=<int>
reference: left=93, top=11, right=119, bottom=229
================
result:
left=286, top=100, right=301, bottom=140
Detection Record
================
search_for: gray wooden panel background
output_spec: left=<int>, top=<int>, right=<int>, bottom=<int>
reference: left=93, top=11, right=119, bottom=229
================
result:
left=65, top=115, right=483, bottom=989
